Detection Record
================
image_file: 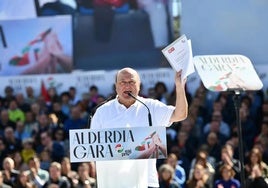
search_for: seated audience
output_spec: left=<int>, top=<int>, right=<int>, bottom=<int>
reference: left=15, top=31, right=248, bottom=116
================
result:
left=214, top=164, right=240, bottom=188
left=186, top=163, right=213, bottom=188
left=158, top=163, right=181, bottom=188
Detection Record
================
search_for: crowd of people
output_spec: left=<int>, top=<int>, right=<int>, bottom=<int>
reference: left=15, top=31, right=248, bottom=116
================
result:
left=0, top=79, right=267, bottom=188
left=2, top=1, right=267, bottom=187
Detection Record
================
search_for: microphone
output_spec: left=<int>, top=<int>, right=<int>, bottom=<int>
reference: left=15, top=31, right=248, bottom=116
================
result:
left=128, top=92, right=152, bottom=127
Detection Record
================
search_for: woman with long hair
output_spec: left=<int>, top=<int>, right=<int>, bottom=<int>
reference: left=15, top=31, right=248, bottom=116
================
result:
left=186, top=163, right=213, bottom=188
left=245, top=147, right=268, bottom=185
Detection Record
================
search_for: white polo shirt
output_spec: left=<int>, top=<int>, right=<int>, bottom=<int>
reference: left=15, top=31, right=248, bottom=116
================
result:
left=91, top=96, right=175, bottom=188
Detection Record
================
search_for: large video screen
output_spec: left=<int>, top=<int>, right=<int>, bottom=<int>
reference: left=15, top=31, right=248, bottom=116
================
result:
left=74, top=11, right=166, bottom=71
left=0, top=15, right=73, bottom=76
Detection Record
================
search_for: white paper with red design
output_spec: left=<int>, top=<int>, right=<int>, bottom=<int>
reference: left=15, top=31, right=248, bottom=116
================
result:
left=161, top=34, right=195, bottom=81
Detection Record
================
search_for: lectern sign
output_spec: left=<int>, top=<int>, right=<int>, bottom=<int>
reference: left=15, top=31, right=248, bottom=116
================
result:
left=194, top=55, right=263, bottom=91
left=69, top=126, right=167, bottom=162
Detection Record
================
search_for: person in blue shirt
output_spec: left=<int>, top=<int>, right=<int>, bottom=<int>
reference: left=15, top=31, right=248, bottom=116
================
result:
left=63, top=106, right=87, bottom=137
left=214, top=164, right=240, bottom=188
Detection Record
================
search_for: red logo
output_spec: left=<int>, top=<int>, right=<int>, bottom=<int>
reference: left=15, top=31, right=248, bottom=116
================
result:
left=168, top=47, right=175, bottom=53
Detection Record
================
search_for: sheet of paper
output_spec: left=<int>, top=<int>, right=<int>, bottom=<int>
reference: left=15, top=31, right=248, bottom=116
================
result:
left=161, top=34, right=195, bottom=81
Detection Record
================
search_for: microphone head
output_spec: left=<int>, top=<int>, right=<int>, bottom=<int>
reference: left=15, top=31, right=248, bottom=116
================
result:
left=127, top=92, right=138, bottom=101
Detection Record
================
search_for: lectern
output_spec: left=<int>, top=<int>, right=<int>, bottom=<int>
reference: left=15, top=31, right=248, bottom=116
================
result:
left=194, top=54, right=263, bottom=187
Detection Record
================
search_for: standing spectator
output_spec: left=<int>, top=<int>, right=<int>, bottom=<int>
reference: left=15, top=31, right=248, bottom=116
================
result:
left=43, top=162, right=71, bottom=188
left=158, top=164, right=180, bottom=188
left=214, top=164, right=240, bottom=188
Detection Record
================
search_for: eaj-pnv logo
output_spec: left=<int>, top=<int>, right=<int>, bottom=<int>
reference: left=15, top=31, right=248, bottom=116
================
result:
left=115, top=144, right=124, bottom=153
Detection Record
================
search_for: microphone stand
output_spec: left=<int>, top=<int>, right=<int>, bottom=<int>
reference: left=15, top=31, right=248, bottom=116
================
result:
left=127, top=92, right=152, bottom=127
left=232, top=89, right=246, bottom=187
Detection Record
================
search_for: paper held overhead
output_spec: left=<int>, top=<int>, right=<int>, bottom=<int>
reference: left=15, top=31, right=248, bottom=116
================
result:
left=193, top=54, right=263, bottom=92
left=161, top=34, right=195, bottom=82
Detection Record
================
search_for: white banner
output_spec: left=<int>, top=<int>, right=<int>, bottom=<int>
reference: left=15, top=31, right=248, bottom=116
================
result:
left=194, top=55, right=263, bottom=91
left=0, top=66, right=267, bottom=100
left=0, top=68, right=180, bottom=99
left=69, top=126, right=167, bottom=162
